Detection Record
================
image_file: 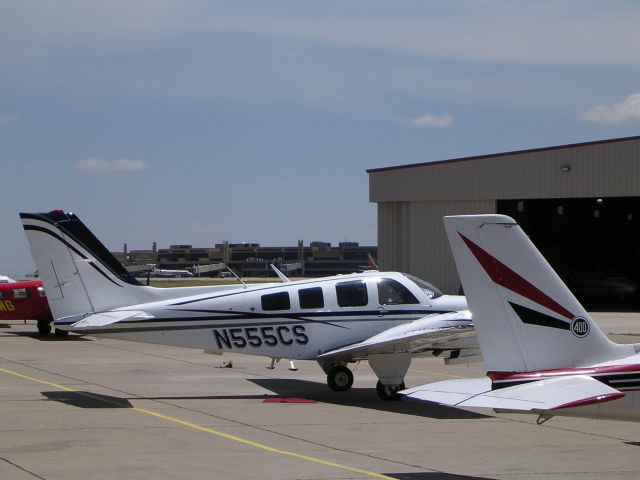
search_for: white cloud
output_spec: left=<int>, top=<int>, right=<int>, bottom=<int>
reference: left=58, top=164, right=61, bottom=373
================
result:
left=74, top=157, right=148, bottom=172
left=111, top=158, right=148, bottom=171
left=5, top=2, right=640, bottom=68
left=0, top=114, right=16, bottom=126
left=579, top=92, right=640, bottom=124
left=408, top=114, right=454, bottom=128
left=215, top=3, right=640, bottom=68
left=4, top=2, right=640, bottom=123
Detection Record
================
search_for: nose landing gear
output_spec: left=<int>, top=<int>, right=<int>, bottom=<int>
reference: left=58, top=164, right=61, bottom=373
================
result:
left=327, top=365, right=354, bottom=392
left=319, top=361, right=355, bottom=392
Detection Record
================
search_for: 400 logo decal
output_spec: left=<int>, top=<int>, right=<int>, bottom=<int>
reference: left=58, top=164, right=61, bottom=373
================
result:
left=212, top=325, right=309, bottom=349
left=570, top=317, right=590, bottom=338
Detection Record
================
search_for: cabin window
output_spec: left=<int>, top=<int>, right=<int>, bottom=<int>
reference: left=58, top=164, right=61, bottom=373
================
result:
left=12, top=288, right=30, bottom=299
left=0, top=291, right=4, bottom=299
left=298, top=287, right=324, bottom=309
left=377, top=278, right=420, bottom=305
left=261, top=291, right=290, bottom=311
left=336, top=281, right=368, bottom=307
left=37, top=286, right=46, bottom=297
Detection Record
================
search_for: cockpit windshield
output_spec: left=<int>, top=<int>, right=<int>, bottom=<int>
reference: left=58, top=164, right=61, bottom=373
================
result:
left=402, top=274, right=443, bottom=299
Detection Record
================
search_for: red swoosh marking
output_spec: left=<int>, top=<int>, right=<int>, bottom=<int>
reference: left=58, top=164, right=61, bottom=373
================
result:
left=459, top=232, right=574, bottom=320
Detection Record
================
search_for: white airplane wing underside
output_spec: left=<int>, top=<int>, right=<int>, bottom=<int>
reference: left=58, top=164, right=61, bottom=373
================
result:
left=319, top=311, right=477, bottom=360
left=401, top=375, right=624, bottom=412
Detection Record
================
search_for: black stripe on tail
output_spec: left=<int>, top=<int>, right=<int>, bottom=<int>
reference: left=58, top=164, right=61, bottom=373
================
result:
left=20, top=211, right=141, bottom=287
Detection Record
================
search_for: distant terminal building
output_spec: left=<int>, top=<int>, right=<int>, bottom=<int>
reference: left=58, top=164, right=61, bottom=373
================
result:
left=112, top=240, right=377, bottom=278
left=368, top=135, right=640, bottom=306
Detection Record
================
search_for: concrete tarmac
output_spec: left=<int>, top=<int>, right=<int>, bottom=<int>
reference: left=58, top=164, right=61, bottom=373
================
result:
left=2, top=314, right=640, bottom=480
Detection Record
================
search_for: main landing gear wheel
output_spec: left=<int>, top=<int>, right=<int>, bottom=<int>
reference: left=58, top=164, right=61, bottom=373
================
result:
left=37, top=321, right=52, bottom=336
left=54, top=328, right=69, bottom=338
left=327, top=365, right=354, bottom=392
left=376, top=380, right=406, bottom=401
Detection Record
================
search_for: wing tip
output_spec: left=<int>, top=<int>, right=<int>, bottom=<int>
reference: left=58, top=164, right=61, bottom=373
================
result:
left=553, top=391, right=625, bottom=410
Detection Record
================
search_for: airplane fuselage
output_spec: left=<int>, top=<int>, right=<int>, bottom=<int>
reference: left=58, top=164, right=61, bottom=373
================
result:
left=0, top=280, right=51, bottom=322
left=59, top=271, right=468, bottom=360
left=21, top=210, right=472, bottom=398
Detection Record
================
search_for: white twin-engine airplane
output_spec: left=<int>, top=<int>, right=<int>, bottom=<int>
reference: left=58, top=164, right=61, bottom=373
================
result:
left=403, top=214, right=640, bottom=422
left=20, top=210, right=477, bottom=400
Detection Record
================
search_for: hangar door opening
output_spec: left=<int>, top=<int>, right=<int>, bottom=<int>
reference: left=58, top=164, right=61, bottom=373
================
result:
left=498, top=197, right=640, bottom=308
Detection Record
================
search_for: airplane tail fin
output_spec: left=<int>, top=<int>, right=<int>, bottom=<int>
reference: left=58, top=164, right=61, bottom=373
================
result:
left=20, top=210, right=158, bottom=324
left=367, top=253, right=379, bottom=270
left=443, top=214, right=633, bottom=373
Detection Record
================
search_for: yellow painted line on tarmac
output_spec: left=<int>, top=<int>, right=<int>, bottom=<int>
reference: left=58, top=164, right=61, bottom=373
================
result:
left=0, top=366, right=395, bottom=480
left=133, top=406, right=395, bottom=479
left=0, top=367, right=76, bottom=392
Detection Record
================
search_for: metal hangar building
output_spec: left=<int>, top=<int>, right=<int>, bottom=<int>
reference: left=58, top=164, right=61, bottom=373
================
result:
left=367, top=135, right=640, bottom=306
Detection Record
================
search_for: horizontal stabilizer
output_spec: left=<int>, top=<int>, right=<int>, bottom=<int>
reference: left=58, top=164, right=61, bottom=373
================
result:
left=64, top=310, right=154, bottom=329
left=402, top=375, right=624, bottom=412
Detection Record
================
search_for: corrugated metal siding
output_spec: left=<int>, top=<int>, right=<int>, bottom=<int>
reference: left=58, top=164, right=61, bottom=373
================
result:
left=370, top=139, right=640, bottom=203
left=372, top=138, right=640, bottom=294
left=378, top=200, right=495, bottom=293
left=377, top=203, right=406, bottom=272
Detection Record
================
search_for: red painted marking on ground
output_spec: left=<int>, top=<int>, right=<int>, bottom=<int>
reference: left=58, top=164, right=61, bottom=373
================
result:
left=263, top=397, right=317, bottom=404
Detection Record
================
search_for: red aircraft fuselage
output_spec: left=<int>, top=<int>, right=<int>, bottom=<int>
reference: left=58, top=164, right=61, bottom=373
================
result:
left=0, top=280, right=52, bottom=323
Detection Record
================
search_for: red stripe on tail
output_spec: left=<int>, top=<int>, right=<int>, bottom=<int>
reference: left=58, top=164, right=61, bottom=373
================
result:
left=458, top=232, right=574, bottom=320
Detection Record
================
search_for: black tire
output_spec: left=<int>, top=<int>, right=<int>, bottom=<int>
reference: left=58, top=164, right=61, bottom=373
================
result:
left=37, top=321, right=52, bottom=336
left=54, top=328, right=69, bottom=338
left=376, top=380, right=406, bottom=401
left=327, top=366, right=354, bottom=392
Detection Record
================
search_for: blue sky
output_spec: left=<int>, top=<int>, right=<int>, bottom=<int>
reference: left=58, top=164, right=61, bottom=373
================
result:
left=2, top=0, right=640, bottom=276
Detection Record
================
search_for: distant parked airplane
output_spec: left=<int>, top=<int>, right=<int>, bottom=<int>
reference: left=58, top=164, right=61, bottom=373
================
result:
left=403, top=214, right=640, bottom=422
left=148, top=268, right=194, bottom=278
left=21, top=210, right=477, bottom=400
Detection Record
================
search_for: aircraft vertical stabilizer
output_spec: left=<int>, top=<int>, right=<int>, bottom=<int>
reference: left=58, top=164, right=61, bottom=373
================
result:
left=443, top=214, right=631, bottom=373
left=20, top=211, right=157, bottom=323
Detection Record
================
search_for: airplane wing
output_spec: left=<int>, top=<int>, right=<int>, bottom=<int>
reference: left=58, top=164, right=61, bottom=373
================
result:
left=63, top=310, right=154, bottom=329
left=401, top=374, right=625, bottom=412
left=318, top=311, right=477, bottom=362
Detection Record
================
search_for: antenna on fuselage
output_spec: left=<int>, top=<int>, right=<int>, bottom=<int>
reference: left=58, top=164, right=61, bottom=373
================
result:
left=270, top=264, right=291, bottom=283
left=226, top=267, right=246, bottom=288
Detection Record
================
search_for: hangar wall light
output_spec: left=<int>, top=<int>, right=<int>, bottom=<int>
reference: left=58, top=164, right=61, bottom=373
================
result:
left=560, top=165, right=571, bottom=172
